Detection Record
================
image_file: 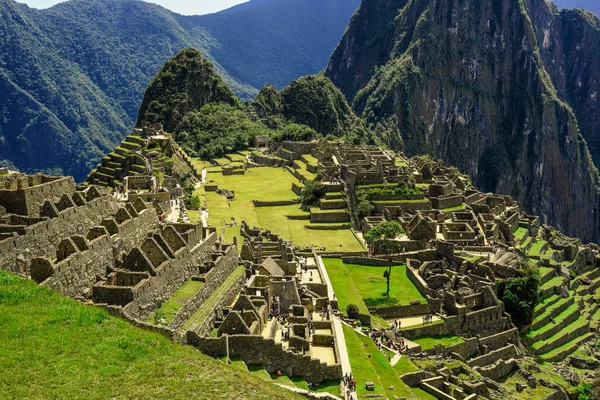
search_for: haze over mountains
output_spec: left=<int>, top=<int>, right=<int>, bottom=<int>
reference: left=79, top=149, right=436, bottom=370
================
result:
left=0, top=0, right=359, bottom=179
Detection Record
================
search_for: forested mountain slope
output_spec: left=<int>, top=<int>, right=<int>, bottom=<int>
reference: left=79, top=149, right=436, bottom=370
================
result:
left=0, top=0, right=359, bottom=180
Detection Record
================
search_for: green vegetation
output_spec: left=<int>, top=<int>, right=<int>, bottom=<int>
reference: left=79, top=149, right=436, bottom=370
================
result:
left=364, top=221, right=404, bottom=273
left=323, top=258, right=426, bottom=315
left=497, top=267, right=540, bottom=328
left=176, top=103, right=270, bottom=160
left=0, top=270, right=300, bottom=399
left=412, top=335, right=465, bottom=350
left=149, top=280, right=204, bottom=325
left=200, top=167, right=363, bottom=251
left=342, top=324, right=432, bottom=399
left=181, top=266, right=246, bottom=331
left=299, top=179, right=326, bottom=209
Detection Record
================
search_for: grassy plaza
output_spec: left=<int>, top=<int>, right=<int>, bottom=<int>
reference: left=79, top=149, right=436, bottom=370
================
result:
left=197, top=166, right=364, bottom=252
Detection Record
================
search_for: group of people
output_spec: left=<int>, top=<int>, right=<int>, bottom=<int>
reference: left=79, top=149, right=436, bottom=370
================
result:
left=422, top=314, right=435, bottom=325
left=343, top=373, right=356, bottom=399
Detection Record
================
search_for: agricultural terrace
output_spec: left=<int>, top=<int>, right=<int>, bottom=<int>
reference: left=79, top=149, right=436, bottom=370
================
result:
left=323, top=258, right=427, bottom=327
left=196, top=165, right=364, bottom=252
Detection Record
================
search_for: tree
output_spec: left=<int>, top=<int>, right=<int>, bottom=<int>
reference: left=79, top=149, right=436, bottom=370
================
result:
left=355, top=193, right=374, bottom=219
left=346, top=304, right=360, bottom=320
left=496, top=266, right=540, bottom=328
left=299, top=179, right=326, bottom=210
left=364, top=221, right=404, bottom=297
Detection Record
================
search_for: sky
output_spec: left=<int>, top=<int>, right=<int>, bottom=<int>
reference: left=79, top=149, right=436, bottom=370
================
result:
left=18, top=0, right=249, bottom=15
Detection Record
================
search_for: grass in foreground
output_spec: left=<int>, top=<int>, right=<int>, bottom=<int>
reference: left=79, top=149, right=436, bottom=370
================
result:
left=0, top=271, right=301, bottom=400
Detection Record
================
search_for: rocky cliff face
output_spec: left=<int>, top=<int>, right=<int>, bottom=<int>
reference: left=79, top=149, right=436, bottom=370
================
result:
left=327, top=0, right=600, bottom=242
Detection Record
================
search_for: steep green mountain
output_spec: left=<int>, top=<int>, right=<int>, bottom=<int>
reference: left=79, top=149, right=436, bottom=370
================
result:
left=0, top=0, right=359, bottom=180
left=554, top=0, right=600, bottom=17
left=136, top=48, right=239, bottom=132
left=327, top=0, right=600, bottom=243
left=253, top=75, right=373, bottom=144
left=137, top=50, right=370, bottom=159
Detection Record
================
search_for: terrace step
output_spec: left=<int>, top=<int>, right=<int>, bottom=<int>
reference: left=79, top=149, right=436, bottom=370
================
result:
left=539, top=267, right=556, bottom=286
left=533, top=294, right=561, bottom=319
left=531, top=296, right=574, bottom=331
left=125, top=135, right=145, bottom=145
left=539, top=333, right=595, bottom=362
left=525, top=302, right=580, bottom=345
left=324, top=192, right=345, bottom=200
left=121, top=141, right=141, bottom=151
left=319, top=199, right=347, bottom=210
left=532, top=318, right=591, bottom=356
left=539, top=276, right=565, bottom=300
left=529, top=240, right=548, bottom=259
left=114, top=147, right=130, bottom=157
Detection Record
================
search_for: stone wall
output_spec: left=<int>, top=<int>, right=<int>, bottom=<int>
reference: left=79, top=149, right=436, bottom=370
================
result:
left=419, top=337, right=478, bottom=359
left=474, top=359, right=518, bottom=380
left=122, top=235, right=225, bottom=320
left=431, top=195, right=464, bottom=210
left=170, top=243, right=241, bottom=330
left=478, top=328, right=519, bottom=351
left=0, top=175, right=75, bottom=217
left=467, top=344, right=517, bottom=367
left=112, top=207, right=159, bottom=259
left=374, top=303, right=432, bottom=319
left=310, top=210, right=350, bottom=223
left=193, top=269, right=247, bottom=336
left=34, top=233, right=113, bottom=298
left=281, top=141, right=317, bottom=155
left=0, top=195, right=118, bottom=274
left=250, top=154, right=292, bottom=167
left=187, top=334, right=342, bottom=384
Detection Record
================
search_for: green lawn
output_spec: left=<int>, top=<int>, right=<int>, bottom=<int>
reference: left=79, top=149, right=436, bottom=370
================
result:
left=514, top=227, right=528, bottom=241
left=412, top=335, right=465, bottom=351
left=149, top=280, right=204, bottom=324
left=343, top=325, right=428, bottom=399
left=529, top=240, right=547, bottom=258
left=187, top=209, right=201, bottom=223
left=323, top=259, right=427, bottom=312
left=540, top=276, right=565, bottom=293
left=190, top=158, right=213, bottom=170
left=442, top=204, right=466, bottom=212
left=322, top=258, right=370, bottom=315
left=0, top=271, right=301, bottom=400
left=201, top=167, right=363, bottom=251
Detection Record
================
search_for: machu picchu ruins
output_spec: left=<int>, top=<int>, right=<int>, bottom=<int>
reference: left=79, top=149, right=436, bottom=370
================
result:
left=2, top=123, right=600, bottom=400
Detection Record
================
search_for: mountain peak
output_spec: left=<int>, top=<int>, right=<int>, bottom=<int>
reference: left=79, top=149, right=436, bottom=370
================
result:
left=136, top=48, right=238, bottom=132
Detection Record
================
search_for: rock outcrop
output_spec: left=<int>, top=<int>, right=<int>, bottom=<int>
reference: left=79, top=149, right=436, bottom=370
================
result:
left=327, top=0, right=600, bottom=242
